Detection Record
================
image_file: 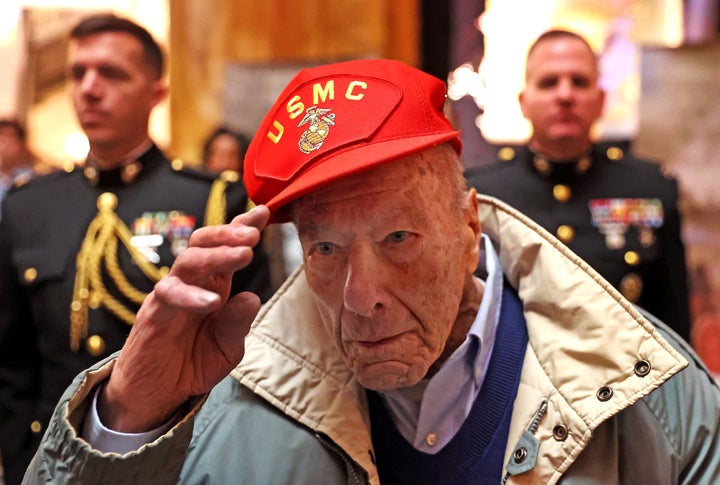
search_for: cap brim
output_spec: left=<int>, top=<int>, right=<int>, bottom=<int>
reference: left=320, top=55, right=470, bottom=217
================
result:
left=265, top=131, right=461, bottom=222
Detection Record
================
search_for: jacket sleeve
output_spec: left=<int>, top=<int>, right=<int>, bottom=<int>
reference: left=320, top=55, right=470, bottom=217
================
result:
left=640, top=309, right=720, bottom=482
left=23, top=357, right=197, bottom=485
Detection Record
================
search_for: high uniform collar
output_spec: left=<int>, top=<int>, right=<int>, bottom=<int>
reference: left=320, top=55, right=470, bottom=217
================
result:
left=83, top=140, right=161, bottom=187
left=527, top=147, right=593, bottom=177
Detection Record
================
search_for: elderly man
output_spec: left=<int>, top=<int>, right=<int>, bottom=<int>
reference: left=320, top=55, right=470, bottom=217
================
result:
left=466, top=30, right=690, bottom=341
left=25, top=59, right=720, bottom=484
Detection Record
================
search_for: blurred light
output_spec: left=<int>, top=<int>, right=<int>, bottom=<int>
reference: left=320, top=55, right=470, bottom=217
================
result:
left=0, top=4, right=20, bottom=46
left=64, top=131, right=89, bottom=161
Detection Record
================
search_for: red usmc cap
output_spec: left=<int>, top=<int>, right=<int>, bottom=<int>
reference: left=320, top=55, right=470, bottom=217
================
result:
left=244, top=59, right=462, bottom=221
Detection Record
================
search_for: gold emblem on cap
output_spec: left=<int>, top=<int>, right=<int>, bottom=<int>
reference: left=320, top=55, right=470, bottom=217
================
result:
left=298, top=106, right=336, bottom=154
left=85, top=334, right=106, bottom=357
left=556, top=225, right=575, bottom=243
left=498, top=147, right=515, bottom=161
left=624, top=251, right=640, bottom=266
left=97, top=192, right=118, bottom=211
left=620, top=273, right=643, bottom=302
left=24, top=267, right=38, bottom=283
left=607, top=146, right=624, bottom=161
left=553, top=184, right=571, bottom=203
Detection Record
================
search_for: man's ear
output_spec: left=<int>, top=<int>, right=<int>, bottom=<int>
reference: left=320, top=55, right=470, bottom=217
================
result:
left=149, top=80, right=168, bottom=109
left=463, top=188, right=482, bottom=273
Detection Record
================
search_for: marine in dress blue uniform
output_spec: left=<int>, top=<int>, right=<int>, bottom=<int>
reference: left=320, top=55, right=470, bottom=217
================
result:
left=466, top=142, right=690, bottom=340
left=0, top=144, right=273, bottom=482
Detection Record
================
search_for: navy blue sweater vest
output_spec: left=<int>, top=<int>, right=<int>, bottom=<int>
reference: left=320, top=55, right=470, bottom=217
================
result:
left=368, top=284, right=528, bottom=485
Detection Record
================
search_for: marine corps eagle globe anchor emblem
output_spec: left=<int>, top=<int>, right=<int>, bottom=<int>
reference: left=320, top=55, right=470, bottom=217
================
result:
left=298, top=106, right=336, bottom=154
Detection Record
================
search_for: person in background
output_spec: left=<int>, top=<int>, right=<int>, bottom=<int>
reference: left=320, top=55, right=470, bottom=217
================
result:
left=0, top=14, right=272, bottom=484
left=25, top=58, right=720, bottom=484
left=465, top=29, right=691, bottom=342
left=202, top=126, right=250, bottom=175
left=202, top=125, right=296, bottom=290
left=0, top=119, right=37, bottom=220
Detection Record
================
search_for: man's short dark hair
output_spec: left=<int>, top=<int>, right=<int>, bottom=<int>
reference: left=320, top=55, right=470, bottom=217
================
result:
left=70, top=14, right=164, bottom=79
left=0, top=119, right=26, bottom=141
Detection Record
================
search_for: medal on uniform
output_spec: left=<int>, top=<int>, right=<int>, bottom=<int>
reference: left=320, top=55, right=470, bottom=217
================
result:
left=589, top=198, right=664, bottom=249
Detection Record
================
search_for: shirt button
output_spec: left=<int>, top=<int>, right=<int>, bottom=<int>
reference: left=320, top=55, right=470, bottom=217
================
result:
left=426, top=433, right=438, bottom=447
left=556, top=225, right=575, bottom=243
left=30, top=420, right=43, bottom=434
left=553, top=184, right=571, bottom=202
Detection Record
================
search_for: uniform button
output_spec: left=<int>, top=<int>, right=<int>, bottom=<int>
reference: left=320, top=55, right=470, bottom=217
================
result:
left=171, top=159, right=184, bottom=171
left=426, top=433, right=438, bottom=447
left=624, top=251, right=640, bottom=266
left=634, top=360, right=651, bottom=377
left=552, top=424, right=568, bottom=441
left=620, top=273, right=643, bottom=302
left=597, top=386, right=614, bottom=402
left=556, top=225, right=575, bottom=243
left=498, top=147, right=515, bottom=161
left=553, top=184, right=571, bottom=202
left=85, top=335, right=106, bottom=357
left=23, top=267, right=38, bottom=283
left=63, top=161, right=76, bottom=173
left=30, top=420, right=43, bottom=434
left=606, top=146, right=624, bottom=160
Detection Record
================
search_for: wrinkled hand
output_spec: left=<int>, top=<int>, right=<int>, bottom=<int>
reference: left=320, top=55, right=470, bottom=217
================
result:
left=99, top=206, right=271, bottom=432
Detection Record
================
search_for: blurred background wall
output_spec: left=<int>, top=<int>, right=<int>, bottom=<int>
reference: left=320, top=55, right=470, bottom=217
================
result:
left=1, top=0, right=719, bottom=376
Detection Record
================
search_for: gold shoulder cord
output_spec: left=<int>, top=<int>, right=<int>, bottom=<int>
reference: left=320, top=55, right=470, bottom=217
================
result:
left=70, top=193, right=167, bottom=351
left=204, top=171, right=236, bottom=226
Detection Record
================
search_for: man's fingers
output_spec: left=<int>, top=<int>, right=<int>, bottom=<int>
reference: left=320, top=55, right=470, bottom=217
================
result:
left=171, top=245, right=254, bottom=281
left=231, top=205, right=270, bottom=230
left=152, top=275, right=224, bottom=313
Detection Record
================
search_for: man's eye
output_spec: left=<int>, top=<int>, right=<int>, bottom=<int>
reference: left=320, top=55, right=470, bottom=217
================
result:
left=387, top=231, right=409, bottom=243
left=315, top=242, right=335, bottom=255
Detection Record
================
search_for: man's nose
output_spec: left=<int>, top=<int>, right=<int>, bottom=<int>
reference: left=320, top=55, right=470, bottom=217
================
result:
left=343, top=244, right=384, bottom=317
left=556, top=78, right=574, bottom=101
left=78, top=71, right=101, bottom=97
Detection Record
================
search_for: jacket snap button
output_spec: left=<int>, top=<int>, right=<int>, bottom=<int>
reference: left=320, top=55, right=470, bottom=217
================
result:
left=513, top=447, right=528, bottom=463
left=634, top=360, right=651, bottom=377
left=597, top=386, right=614, bottom=402
left=552, top=425, right=568, bottom=441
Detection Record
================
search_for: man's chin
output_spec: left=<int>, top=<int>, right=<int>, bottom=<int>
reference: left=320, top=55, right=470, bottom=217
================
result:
left=353, top=361, right=427, bottom=391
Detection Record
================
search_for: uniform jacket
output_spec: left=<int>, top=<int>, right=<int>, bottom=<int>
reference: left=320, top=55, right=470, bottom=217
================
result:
left=0, top=145, right=273, bottom=483
left=465, top=144, right=691, bottom=341
left=25, top=196, right=720, bottom=484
